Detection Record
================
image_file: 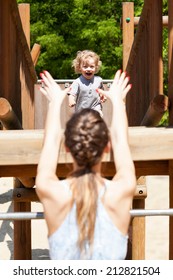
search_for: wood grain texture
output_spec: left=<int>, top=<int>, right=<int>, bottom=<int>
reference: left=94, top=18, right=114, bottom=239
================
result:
left=1, top=127, right=173, bottom=166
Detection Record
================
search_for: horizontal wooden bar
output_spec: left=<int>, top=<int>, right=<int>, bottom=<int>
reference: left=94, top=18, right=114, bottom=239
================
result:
left=1, top=127, right=173, bottom=166
left=0, top=97, right=22, bottom=130
left=12, top=184, right=147, bottom=203
left=134, top=15, right=168, bottom=27
left=0, top=160, right=169, bottom=178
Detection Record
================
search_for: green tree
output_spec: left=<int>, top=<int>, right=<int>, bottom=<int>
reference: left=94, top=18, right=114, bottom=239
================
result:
left=17, top=0, right=129, bottom=78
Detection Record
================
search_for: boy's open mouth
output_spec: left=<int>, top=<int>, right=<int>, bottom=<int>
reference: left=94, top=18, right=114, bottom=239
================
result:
left=85, top=72, right=92, bottom=76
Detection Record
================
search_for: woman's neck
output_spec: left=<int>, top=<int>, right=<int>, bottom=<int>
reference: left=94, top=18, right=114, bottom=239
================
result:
left=73, top=161, right=102, bottom=175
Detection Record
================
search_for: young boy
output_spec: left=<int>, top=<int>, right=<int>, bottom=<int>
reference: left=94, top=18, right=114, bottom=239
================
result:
left=68, top=50, right=106, bottom=116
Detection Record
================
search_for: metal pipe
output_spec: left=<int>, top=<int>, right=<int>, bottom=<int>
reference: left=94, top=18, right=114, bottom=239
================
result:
left=0, top=212, right=44, bottom=220
left=1, top=209, right=173, bottom=220
left=130, top=209, right=173, bottom=217
left=37, top=79, right=113, bottom=84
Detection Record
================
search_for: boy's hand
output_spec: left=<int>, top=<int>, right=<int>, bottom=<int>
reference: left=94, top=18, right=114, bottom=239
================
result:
left=96, top=70, right=131, bottom=102
left=100, top=94, right=107, bottom=103
left=68, top=94, right=76, bottom=107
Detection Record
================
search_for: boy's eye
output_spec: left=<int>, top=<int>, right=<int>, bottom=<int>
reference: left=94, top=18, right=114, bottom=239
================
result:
left=83, top=65, right=95, bottom=69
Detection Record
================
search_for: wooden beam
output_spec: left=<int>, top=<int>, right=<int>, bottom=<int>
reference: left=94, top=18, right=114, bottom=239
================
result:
left=140, top=95, right=169, bottom=127
left=126, top=0, right=152, bottom=75
left=31, top=43, right=41, bottom=66
left=121, top=16, right=168, bottom=29
left=122, top=2, right=134, bottom=71
left=13, top=179, right=31, bottom=260
left=18, top=3, right=30, bottom=49
left=169, top=160, right=173, bottom=259
left=1, top=127, right=173, bottom=166
left=168, top=0, right=173, bottom=125
left=0, top=97, right=22, bottom=129
left=134, top=16, right=168, bottom=28
left=0, top=160, right=169, bottom=178
left=12, top=184, right=147, bottom=203
left=132, top=199, right=145, bottom=259
left=148, top=0, right=163, bottom=98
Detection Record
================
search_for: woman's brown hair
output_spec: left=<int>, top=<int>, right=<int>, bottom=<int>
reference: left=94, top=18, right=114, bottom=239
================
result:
left=64, top=109, right=109, bottom=253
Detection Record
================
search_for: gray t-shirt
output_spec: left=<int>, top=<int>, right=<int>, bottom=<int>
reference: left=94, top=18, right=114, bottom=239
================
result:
left=69, top=75, right=104, bottom=113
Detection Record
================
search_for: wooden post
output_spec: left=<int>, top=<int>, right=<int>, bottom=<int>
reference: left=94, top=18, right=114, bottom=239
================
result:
left=0, top=97, right=22, bottom=129
left=134, top=16, right=168, bottom=28
left=140, top=95, right=169, bottom=126
left=148, top=0, right=163, bottom=100
left=18, top=4, right=30, bottom=49
left=0, top=98, right=35, bottom=188
left=14, top=2, right=35, bottom=259
left=131, top=176, right=146, bottom=260
left=168, top=0, right=173, bottom=124
left=169, top=161, right=173, bottom=259
left=31, top=43, right=41, bottom=66
left=168, top=0, right=173, bottom=260
left=13, top=179, right=31, bottom=260
left=122, top=2, right=134, bottom=71
left=132, top=200, right=145, bottom=259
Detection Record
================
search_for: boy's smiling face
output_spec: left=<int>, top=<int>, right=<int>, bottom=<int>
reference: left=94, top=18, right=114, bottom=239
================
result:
left=80, top=57, right=96, bottom=80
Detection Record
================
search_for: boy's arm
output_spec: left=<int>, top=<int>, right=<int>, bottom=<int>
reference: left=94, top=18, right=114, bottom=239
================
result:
left=67, top=80, right=79, bottom=107
left=99, top=80, right=107, bottom=103
left=68, top=94, right=76, bottom=107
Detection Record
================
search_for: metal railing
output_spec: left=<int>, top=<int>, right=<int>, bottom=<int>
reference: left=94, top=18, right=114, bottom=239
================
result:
left=1, top=209, right=173, bottom=220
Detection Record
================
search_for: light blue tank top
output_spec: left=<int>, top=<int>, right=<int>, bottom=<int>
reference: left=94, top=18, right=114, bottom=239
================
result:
left=48, top=180, right=128, bottom=260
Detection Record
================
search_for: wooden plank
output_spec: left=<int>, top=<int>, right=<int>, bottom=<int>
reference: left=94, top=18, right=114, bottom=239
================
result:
left=169, top=161, right=173, bottom=259
left=34, top=83, right=112, bottom=129
left=12, top=184, right=147, bottom=203
left=18, top=4, right=30, bottom=49
left=9, top=1, right=35, bottom=260
left=31, top=43, right=41, bottom=66
left=167, top=4, right=173, bottom=260
left=135, top=161, right=169, bottom=176
left=122, top=2, right=134, bottom=71
left=126, top=0, right=152, bottom=75
left=168, top=0, right=173, bottom=125
left=0, top=97, right=22, bottom=129
left=13, top=178, right=31, bottom=260
left=140, top=95, right=169, bottom=126
left=134, top=16, right=168, bottom=27
left=132, top=199, right=145, bottom=259
left=148, top=0, right=163, bottom=99
left=0, top=160, right=169, bottom=178
left=1, top=127, right=173, bottom=165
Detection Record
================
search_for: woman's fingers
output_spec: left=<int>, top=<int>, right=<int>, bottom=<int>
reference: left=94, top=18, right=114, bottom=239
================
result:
left=96, top=88, right=109, bottom=98
left=96, top=70, right=131, bottom=100
left=63, top=87, right=71, bottom=95
left=39, top=71, right=71, bottom=103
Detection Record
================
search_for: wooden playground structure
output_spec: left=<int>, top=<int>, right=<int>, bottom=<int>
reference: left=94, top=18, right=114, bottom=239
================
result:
left=1, top=0, right=173, bottom=260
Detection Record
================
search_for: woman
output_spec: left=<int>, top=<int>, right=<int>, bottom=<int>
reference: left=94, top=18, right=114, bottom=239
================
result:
left=36, top=70, right=136, bottom=260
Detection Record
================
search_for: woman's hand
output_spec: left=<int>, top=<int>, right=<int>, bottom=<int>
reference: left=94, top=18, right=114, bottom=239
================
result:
left=40, top=71, right=70, bottom=104
left=96, top=70, right=132, bottom=102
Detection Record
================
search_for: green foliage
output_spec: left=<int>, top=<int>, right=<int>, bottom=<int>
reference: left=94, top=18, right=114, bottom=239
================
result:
left=16, top=0, right=170, bottom=125
left=159, top=111, right=169, bottom=127
left=17, top=0, right=127, bottom=78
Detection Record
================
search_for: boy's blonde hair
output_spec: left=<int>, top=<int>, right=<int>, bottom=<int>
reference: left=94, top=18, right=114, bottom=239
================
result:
left=72, top=50, right=102, bottom=74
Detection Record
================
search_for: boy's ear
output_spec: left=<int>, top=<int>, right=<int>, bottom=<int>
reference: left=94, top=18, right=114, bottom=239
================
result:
left=104, top=141, right=111, bottom=153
